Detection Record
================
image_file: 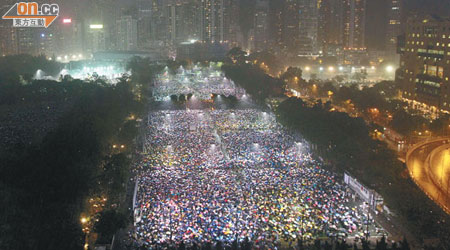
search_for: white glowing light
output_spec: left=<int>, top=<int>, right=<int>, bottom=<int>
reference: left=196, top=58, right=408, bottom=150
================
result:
left=90, top=24, right=103, bottom=29
left=386, top=65, right=394, bottom=73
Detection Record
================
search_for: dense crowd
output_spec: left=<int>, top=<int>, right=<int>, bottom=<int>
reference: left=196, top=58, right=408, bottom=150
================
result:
left=129, top=109, right=381, bottom=248
left=0, top=101, right=71, bottom=152
left=153, top=68, right=245, bottom=101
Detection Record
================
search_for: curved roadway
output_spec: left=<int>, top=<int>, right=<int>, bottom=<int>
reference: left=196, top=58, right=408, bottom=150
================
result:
left=406, top=138, right=450, bottom=214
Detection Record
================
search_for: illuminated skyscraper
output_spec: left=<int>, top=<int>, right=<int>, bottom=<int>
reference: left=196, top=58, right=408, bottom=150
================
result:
left=397, top=16, right=450, bottom=113
left=197, top=0, right=236, bottom=44
left=386, top=0, right=402, bottom=54
left=343, top=0, right=366, bottom=49
left=318, top=0, right=344, bottom=53
left=319, top=0, right=365, bottom=56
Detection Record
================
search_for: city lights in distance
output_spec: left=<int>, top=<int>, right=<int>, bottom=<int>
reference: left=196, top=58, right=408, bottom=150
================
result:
left=386, top=65, right=394, bottom=73
left=63, top=18, right=72, bottom=24
left=89, top=24, right=103, bottom=29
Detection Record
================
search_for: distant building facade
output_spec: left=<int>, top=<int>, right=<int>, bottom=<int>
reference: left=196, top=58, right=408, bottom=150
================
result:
left=319, top=0, right=366, bottom=63
left=397, top=16, right=450, bottom=113
left=386, top=0, right=402, bottom=58
left=116, top=16, right=138, bottom=51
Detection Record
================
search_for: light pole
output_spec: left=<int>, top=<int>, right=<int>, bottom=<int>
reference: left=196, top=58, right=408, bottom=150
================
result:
left=365, top=202, right=370, bottom=242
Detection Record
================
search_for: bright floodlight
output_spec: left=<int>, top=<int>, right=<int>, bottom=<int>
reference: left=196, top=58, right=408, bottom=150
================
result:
left=386, top=65, right=394, bottom=73
left=328, top=66, right=334, bottom=72
left=339, top=66, right=344, bottom=71
left=305, top=66, right=310, bottom=71
left=63, top=18, right=72, bottom=24
left=319, top=67, right=324, bottom=71
left=90, top=24, right=103, bottom=29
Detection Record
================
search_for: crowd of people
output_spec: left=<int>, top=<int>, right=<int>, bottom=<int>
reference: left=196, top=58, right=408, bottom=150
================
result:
left=0, top=101, right=71, bottom=152
left=130, top=109, right=382, bottom=248
left=153, top=67, right=245, bottom=101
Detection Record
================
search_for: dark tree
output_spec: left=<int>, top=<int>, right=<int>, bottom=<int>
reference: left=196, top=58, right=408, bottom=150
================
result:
left=94, top=209, right=127, bottom=244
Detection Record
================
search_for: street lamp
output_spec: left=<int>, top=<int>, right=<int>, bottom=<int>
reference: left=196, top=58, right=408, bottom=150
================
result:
left=386, top=65, right=394, bottom=73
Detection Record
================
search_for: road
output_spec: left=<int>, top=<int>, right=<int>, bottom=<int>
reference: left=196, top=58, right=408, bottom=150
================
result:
left=406, top=138, right=450, bottom=214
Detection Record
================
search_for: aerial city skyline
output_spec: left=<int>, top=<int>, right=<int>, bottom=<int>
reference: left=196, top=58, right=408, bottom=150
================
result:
left=0, top=0, right=434, bottom=61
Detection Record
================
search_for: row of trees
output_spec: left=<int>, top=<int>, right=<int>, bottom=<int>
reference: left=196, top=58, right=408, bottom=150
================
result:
left=291, top=76, right=449, bottom=137
left=221, top=63, right=284, bottom=102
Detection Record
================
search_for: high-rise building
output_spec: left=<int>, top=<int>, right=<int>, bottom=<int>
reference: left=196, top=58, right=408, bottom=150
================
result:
left=318, top=0, right=344, bottom=54
left=386, top=0, right=402, bottom=54
left=0, top=4, right=17, bottom=55
left=222, top=0, right=239, bottom=46
left=36, top=27, right=58, bottom=56
left=281, top=0, right=300, bottom=53
left=200, top=0, right=225, bottom=43
left=342, top=0, right=366, bottom=49
left=319, top=0, right=366, bottom=51
left=268, top=0, right=284, bottom=52
left=56, top=18, right=83, bottom=56
left=397, top=15, right=450, bottom=113
left=137, top=0, right=153, bottom=49
left=16, top=28, right=38, bottom=55
left=116, top=16, right=138, bottom=51
left=365, top=0, right=388, bottom=51
left=253, top=0, right=270, bottom=51
left=298, top=0, right=319, bottom=55
left=148, top=0, right=167, bottom=43
left=319, top=0, right=366, bottom=63
left=166, top=0, right=183, bottom=44
left=85, top=23, right=106, bottom=53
